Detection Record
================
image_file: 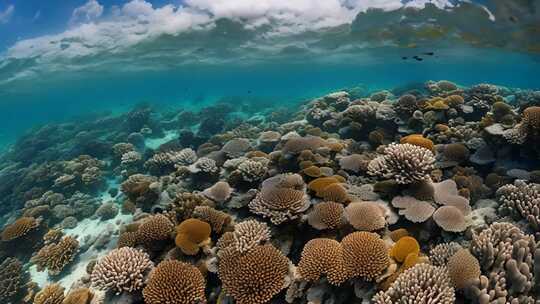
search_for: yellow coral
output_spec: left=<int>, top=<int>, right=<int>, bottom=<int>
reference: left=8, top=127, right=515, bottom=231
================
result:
left=400, top=134, right=434, bottom=152
left=390, top=236, right=420, bottom=263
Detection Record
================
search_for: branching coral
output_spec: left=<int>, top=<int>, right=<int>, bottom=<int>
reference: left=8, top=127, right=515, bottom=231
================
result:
left=372, top=264, right=455, bottom=304
left=91, top=247, right=154, bottom=294
left=298, top=238, right=347, bottom=286
left=0, top=258, right=26, bottom=303
left=31, top=236, right=79, bottom=275
left=168, top=192, right=215, bottom=221
left=143, top=260, right=206, bottom=304
left=469, top=222, right=538, bottom=303
left=217, top=219, right=271, bottom=255
left=368, top=143, right=435, bottom=184
left=136, top=214, right=174, bottom=249
left=218, top=244, right=289, bottom=304
left=193, top=206, right=231, bottom=234
left=1, top=216, right=41, bottom=241
left=496, top=180, right=540, bottom=230
left=62, top=288, right=93, bottom=304
left=429, top=242, right=462, bottom=266
left=33, top=284, right=65, bottom=304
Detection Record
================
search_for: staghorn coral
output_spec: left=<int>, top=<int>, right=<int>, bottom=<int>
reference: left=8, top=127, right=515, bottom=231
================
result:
left=0, top=258, right=26, bottom=303
left=307, top=201, right=346, bottom=230
left=34, top=284, right=65, bottom=304
left=175, top=218, right=211, bottom=255
left=372, top=263, right=455, bottom=304
left=91, top=247, right=153, bottom=294
left=32, top=236, right=79, bottom=276
left=368, top=143, right=435, bottom=184
left=218, top=244, right=289, bottom=304
left=496, top=180, right=540, bottom=230
left=341, top=231, right=389, bottom=281
left=143, top=260, right=206, bottom=304
left=249, top=174, right=310, bottom=224
left=344, top=201, right=386, bottom=231
left=447, top=248, right=481, bottom=289
left=298, top=238, right=347, bottom=286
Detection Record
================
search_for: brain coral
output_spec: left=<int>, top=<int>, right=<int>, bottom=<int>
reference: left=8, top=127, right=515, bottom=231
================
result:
left=91, top=247, right=154, bottom=294
left=368, top=143, right=435, bottom=184
left=447, top=249, right=481, bottom=289
left=34, top=284, right=65, bottom=304
left=175, top=218, right=211, bottom=255
left=344, top=201, right=386, bottom=231
left=1, top=216, right=40, bottom=241
left=31, top=236, right=79, bottom=275
left=372, top=263, right=455, bottom=304
left=307, top=201, right=345, bottom=230
left=218, top=244, right=289, bottom=304
left=298, top=238, right=347, bottom=286
left=341, top=231, right=390, bottom=281
left=143, top=260, right=206, bottom=304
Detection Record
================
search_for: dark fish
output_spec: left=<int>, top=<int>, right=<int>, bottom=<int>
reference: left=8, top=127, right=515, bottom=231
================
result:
left=423, top=52, right=434, bottom=56
left=247, top=90, right=252, bottom=94
left=413, top=56, right=423, bottom=61
left=402, top=56, right=408, bottom=60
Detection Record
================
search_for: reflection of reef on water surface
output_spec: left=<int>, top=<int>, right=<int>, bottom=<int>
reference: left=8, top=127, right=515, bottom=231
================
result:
left=1, top=80, right=540, bottom=303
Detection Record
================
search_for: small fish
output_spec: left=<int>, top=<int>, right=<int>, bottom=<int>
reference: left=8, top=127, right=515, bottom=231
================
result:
left=402, top=56, right=408, bottom=60
left=247, top=90, right=252, bottom=94
left=413, top=56, right=423, bottom=61
left=509, top=16, right=518, bottom=23
left=423, top=52, right=434, bottom=56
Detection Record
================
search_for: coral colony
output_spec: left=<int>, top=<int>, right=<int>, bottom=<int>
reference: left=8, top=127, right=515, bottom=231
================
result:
left=2, top=80, right=540, bottom=304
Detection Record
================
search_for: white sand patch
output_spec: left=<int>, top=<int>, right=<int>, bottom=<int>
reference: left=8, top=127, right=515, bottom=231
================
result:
left=30, top=210, right=133, bottom=289
left=144, top=130, right=177, bottom=150
left=98, top=177, right=121, bottom=202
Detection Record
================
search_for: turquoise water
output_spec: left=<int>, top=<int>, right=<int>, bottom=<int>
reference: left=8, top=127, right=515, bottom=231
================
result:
left=1, top=47, right=539, bottom=150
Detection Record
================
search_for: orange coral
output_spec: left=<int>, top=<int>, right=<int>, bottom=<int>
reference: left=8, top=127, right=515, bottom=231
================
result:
left=320, top=183, right=349, bottom=203
left=390, top=236, right=420, bottom=263
left=175, top=219, right=211, bottom=255
left=389, top=228, right=409, bottom=242
left=308, top=177, right=340, bottom=196
left=400, top=134, right=434, bottom=152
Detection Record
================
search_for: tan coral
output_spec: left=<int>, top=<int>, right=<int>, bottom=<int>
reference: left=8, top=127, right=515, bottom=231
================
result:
left=298, top=238, right=347, bottom=285
left=447, top=249, right=481, bottom=289
left=193, top=206, right=232, bottom=234
left=34, top=284, right=65, bottom=304
left=136, top=214, right=174, bottom=247
left=341, top=231, right=389, bottom=280
left=143, top=260, right=206, bottom=304
left=344, top=201, right=386, bottom=231
left=1, top=216, right=40, bottom=241
left=307, top=202, right=345, bottom=230
left=175, top=219, right=211, bottom=255
left=218, top=244, right=289, bottom=304
left=31, top=236, right=79, bottom=276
